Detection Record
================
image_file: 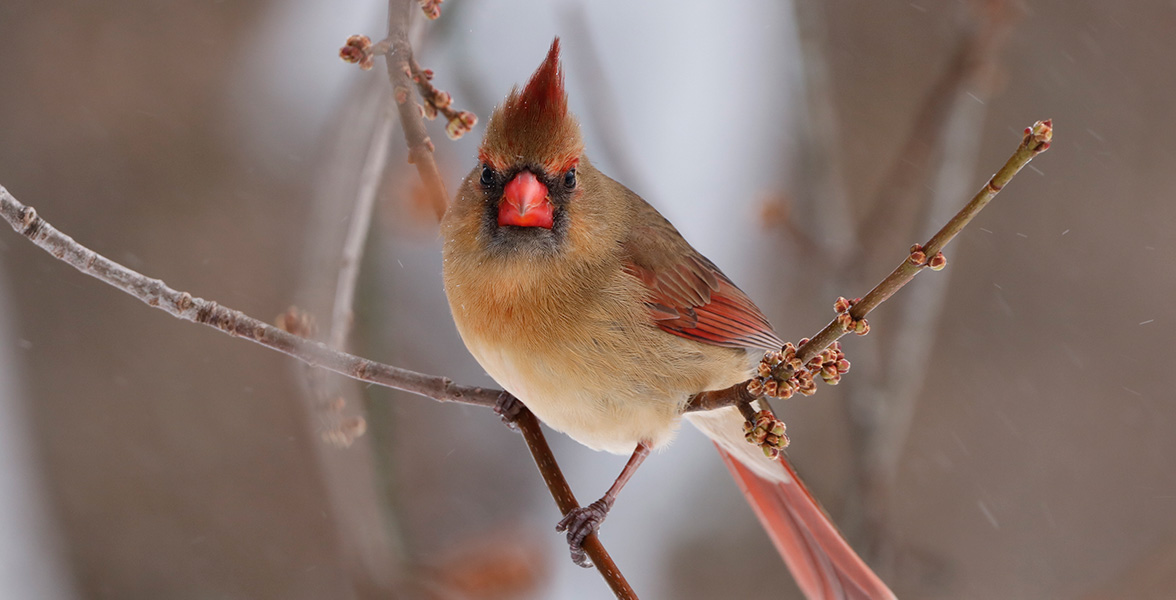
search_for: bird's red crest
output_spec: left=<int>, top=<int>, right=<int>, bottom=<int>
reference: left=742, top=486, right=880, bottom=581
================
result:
left=479, top=37, right=583, bottom=174
left=513, top=37, right=567, bottom=126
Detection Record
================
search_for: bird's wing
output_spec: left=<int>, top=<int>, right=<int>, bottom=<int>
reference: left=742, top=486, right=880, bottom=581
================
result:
left=622, top=201, right=783, bottom=351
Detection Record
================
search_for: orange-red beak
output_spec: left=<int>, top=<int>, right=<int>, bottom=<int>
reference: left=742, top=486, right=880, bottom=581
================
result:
left=498, top=171, right=554, bottom=229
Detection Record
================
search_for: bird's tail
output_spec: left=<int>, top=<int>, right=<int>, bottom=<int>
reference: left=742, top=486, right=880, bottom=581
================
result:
left=685, top=407, right=896, bottom=600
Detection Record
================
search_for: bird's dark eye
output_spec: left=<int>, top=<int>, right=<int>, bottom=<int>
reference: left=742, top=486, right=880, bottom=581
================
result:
left=480, top=164, right=495, bottom=187
left=563, top=168, right=577, bottom=190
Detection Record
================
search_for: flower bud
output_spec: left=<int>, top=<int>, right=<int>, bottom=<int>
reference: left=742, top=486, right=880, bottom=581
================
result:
left=746, top=378, right=764, bottom=396
left=929, top=251, right=947, bottom=271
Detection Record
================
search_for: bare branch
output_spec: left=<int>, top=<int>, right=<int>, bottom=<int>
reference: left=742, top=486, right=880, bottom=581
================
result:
left=686, top=119, right=1053, bottom=413
left=789, top=0, right=856, bottom=259
left=0, top=185, right=493, bottom=409
left=384, top=0, right=449, bottom=221
left=1, top=179, right=637, bottom=595
left=328, top=109, right=394, bottom=350
left=853, top=2, right=1017, bottom=262
left=513, top=411, right=637, bottom=599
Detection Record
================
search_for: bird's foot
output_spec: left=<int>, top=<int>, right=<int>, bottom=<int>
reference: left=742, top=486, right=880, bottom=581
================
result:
left=555, top=497, right=613, bottom=568
left=494, top=391, right=525, bottom=431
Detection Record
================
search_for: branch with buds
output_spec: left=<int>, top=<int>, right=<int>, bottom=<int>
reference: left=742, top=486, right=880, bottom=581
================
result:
left=688, top=119, right=1053, bottom=415
left=338, top=0, right=477, bottom=221
left=0, top=116, right=1051, bottom=600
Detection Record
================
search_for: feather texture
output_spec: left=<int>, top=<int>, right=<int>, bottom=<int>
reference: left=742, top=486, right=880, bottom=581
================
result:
left=720, top=448, right=897, bottom=600
left=622, top=202, right=784, bottom=351
left=479, top=38, right=583, bottom=175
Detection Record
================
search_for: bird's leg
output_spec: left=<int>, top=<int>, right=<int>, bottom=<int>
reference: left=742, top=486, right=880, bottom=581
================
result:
left=556, top=440, right=652, bottom=567
left=494, top=391, right=525, bottom=431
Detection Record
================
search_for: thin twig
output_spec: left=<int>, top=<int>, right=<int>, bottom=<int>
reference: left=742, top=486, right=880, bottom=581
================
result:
left=852, top=2, right=1014, bottom=262
left=329, top=109, right=394, bottom=350
left=789, top=0, right=856, bottom=259
left=293, top=74, right=405, bottom=596
left=838, top=1, right=1017, bottom=567
left=384, top=0, right=448, bottom=222
left=785, top=120, right=1052, bottom=375
left=687, top=119, right=1053, bottom=412
left=0, top=186, right=493, bottom=408
left=514, top=411, right=636, bottom=600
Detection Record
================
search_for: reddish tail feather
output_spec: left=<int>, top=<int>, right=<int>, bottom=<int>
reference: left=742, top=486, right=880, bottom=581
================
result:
left=716, top=447, right=896, bottom=600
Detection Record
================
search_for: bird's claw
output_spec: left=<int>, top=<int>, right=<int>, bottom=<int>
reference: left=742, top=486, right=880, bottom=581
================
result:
left=494, top=391, right=524, bottom=431
left=555, top=498, right=612, bottom=568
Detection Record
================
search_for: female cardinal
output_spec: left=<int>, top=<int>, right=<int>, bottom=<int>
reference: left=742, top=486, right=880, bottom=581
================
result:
left=441, top=38, right=895, bottom=600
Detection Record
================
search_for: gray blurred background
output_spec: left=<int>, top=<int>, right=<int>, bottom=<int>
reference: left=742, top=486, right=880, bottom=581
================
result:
left=2, top=1, right=1174, bottom=598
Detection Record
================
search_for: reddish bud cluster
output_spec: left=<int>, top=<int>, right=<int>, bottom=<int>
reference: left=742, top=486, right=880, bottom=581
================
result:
left=748, top=341, right=828, bottom=401
left=1024, top=119, right=1053, bottom=153
left=908, top=243, right=947, bottom=271
left=412, top=64, right=479, bottom=140
left=339, top=34, right=375, bottom=71
left=928, top=251, right=947, bottom=271
left=418, top=0, right=443, bottom=20
left=806, top=340, right=850, bottom=385
left=833, top=296, right=869, bottom=336
left=446, top=111, right=478, bottom=140
left=908, top=244, right=927, bottom=266
left=742, top=410, right=789, bottom=459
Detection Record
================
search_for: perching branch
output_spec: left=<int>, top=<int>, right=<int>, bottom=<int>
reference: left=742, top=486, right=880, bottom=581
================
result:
left=0, top=185, right=625, bottom=594
left=853, top=0, right=1015, bottom=260
left=1, top=179, right=638, bottom=598
left=687, top=119, right=1053, bottom=413
left=0, top=186, right=495, bottom=409
left=0, top=111, right=1049, bottom=598
left=513, top=411, right=637, bottom=599
left=845, top=1, right=1018, bottom=569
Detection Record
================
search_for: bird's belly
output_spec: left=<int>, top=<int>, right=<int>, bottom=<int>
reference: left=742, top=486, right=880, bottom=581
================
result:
left=474, top=344, right=683, bottom=454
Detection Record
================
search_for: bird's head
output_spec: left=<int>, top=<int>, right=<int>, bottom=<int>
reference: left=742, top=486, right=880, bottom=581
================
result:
left=453, top=37, right=593, bottom=255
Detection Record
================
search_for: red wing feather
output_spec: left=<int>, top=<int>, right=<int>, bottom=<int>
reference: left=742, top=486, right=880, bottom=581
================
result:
left=625, top=254, right=783, bottom=351
left=617, top=180, right=782, bottom=351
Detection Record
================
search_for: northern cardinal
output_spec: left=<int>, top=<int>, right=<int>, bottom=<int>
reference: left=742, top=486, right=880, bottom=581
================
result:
left=441, top=39, right=895, bottom=600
